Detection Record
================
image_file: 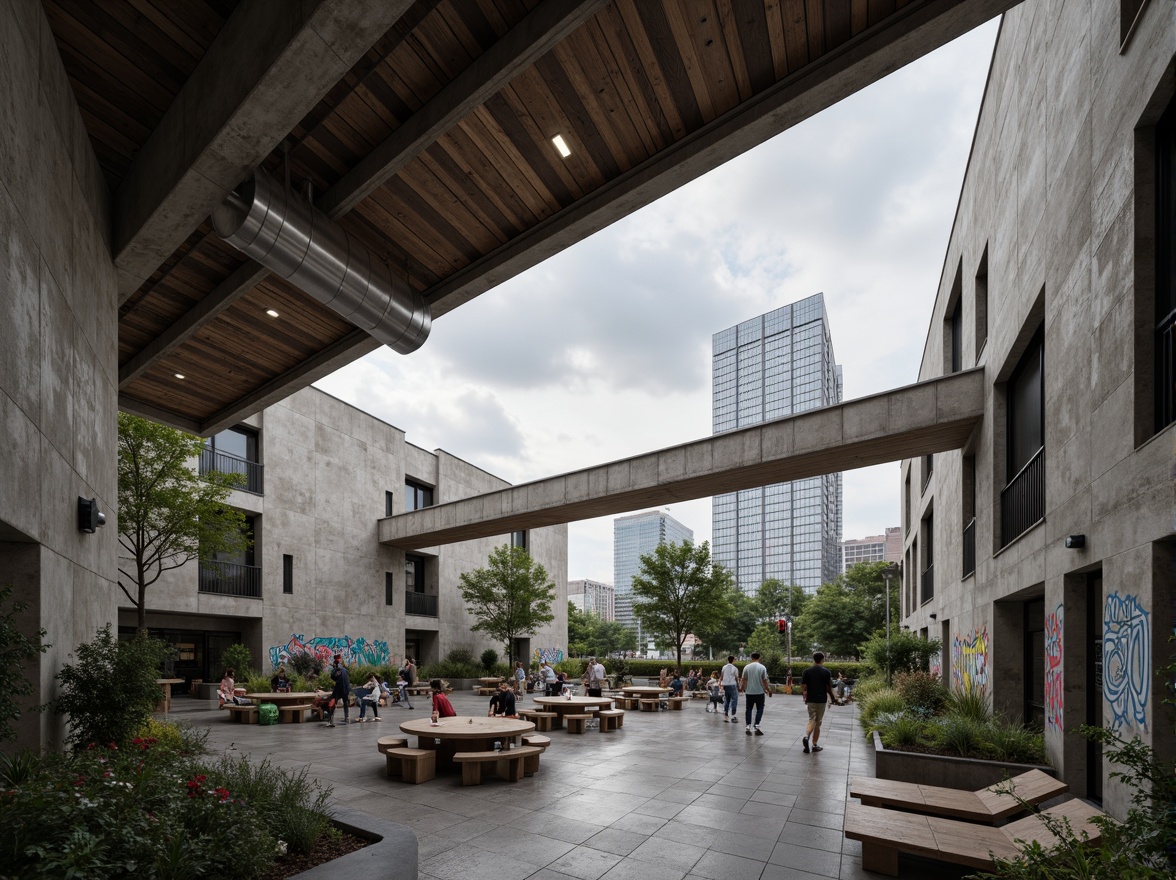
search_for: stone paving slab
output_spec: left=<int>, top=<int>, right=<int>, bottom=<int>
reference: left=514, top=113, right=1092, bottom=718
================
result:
left=181, top=687, right=973, bottom=879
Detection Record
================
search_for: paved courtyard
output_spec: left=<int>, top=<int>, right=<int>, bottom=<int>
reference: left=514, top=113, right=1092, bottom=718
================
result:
left=178, top=689, right=971, bottom=880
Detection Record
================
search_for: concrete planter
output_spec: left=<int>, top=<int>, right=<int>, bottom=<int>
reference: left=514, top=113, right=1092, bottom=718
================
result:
left=872, top=731, right=1055, bottom=789
left=292, top=807, right=417, bottom=880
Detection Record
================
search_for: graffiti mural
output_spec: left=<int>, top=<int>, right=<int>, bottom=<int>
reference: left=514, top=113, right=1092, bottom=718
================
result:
left=929, top=652, right=942, bottom=680
left=951, top=626, right=990, bottom=695
left=531, top=647, right=564, bottom=666
left=269, top=634, right=391, bottom=669
left=1103, top=593, right=1150, bottom=732
left=1044, top=604, right=1064, bottom=729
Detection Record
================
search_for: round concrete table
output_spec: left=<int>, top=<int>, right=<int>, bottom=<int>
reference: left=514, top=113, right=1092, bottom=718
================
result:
left=532, top=695, right=614, bottom=729
left=620, top=686, right=669, bottom=711
left=400, top=716, right=534, bottom=773
left=245, top=691, right=319, bottom=708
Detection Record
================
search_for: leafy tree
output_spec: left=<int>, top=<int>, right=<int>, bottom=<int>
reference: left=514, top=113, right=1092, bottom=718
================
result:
left=48, top=624, right=172, bottom=749
left=631, top=540, right=734, bottom=670
left=693, top=585, right=757, bottom=657
left=459, top=545, right=556, bottom=663
left=0, top=583, right=49, bottom=742
left=798, top=561, right=898, bottom=659
left=567, top=601, right=597, bottom=657
left=859, top=630, right=941, bottom=679
left=592, top=619, right=637, bottom=657
left=219, top=643, right=251, bottom=676
left=118, top=413, right=248, bottom=632
left=755, top=579, right=808, bottom=621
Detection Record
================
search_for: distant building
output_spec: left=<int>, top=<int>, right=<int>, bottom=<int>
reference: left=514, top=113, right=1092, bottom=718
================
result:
left=841, top=527, right=902, bottom=573
left=712, top=293, right=843, bottom=594
left=567, top=578, right=615, bottom=621
left=613, top=510, right=693, bottom=642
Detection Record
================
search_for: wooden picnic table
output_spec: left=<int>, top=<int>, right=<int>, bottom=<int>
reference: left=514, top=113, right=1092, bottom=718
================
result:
left=621, top=686, right=669, bottom=697
left=400, top=716, right=534, bottom=773
left=154, top=678, right=184, bottom=714
left=532, top=696, right=614, bottom=729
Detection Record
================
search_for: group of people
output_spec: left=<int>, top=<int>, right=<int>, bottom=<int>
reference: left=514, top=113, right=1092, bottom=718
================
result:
left=314, top=655, right=420, bottom=726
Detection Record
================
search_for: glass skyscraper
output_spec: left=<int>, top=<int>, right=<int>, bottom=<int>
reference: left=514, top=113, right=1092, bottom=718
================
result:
left=712, top=293, right=843, bottom=595
left=613, top=510, right=694, bottom=642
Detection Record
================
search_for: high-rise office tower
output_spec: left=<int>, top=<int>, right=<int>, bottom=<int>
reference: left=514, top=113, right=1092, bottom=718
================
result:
left=840, top=527, right=902, bottom=573
left=613, top=510, right=693, bottom=641
left=712, top=293, right=843, bottom=595
left=567, top=579, right=615, bottom=620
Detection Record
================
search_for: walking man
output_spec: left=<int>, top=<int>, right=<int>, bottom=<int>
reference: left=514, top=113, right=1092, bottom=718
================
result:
left=801, top=652, right=837, bottom=753
left=585, top=657, right=606, bottom=697
left=324, top=653, right=350, bottom=727
left=740, top=651, right=771, bottom=735
left=720, top=655, right=740, bottom=722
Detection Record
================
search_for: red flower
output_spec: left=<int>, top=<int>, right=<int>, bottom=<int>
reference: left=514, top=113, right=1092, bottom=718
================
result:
left=214, top=787, right=230, bottom=802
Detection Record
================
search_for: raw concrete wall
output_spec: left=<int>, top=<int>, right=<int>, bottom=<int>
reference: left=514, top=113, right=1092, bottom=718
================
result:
left=0, top=0, right=120, bottom=750
left=901, top=0, right=1175, bottom=818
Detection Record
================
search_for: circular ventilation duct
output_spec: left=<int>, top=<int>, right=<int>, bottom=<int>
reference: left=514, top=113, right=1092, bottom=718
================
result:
left=211, top=169, right=430, bottom=354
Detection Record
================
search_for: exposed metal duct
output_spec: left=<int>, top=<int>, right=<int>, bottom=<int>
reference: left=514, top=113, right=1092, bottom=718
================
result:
left=211, top=169, right=430, bottom=354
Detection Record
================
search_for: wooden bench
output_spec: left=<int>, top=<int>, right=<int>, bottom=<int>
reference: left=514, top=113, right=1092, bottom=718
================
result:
left=278, top=703, right=314, bottom=723
left=376, top=736, right=409, bottom=754
left=850, top=769, right=1067, bottom=824
left=666, top=697, right=687, bottom=710
left=638, top=699, right=660, bottom=712
left=597, top=709, right=624, bottom=732
left=385, top=747, right=436, bottom=784
left=520, top=734, right=550, bottom=775
left=518, top=709, right=556, bottom=732
left=564, top=713, right=594, bottom=734
left=615, top=697, right=639, bottom=710
left=475, top=687, right=498, bottom=696
left=844, top=799, right=1105, bottom=877
left=226, top=704, right=258, bottom=723
left=453, top=746, right=543, bottom=786
left=406, top=685, right=432, bottom=696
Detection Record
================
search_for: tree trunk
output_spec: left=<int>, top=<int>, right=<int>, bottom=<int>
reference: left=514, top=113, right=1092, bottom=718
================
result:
left=137, top=578, right=147, bottom=633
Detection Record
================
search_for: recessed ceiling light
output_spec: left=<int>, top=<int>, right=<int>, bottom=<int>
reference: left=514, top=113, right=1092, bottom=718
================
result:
left=174, top=373, right=185, bottom=380
left=551, top=134, right=571, bottom=158
left=265, top=308, right=280, bottom=318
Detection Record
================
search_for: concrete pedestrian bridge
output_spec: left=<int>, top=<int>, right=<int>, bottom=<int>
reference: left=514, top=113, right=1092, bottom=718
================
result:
left=379, top=369, right=983, bottom=549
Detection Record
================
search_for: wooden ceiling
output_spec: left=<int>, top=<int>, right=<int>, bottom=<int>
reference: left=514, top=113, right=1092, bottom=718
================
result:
left=42, top=0, right=1015, bottom=434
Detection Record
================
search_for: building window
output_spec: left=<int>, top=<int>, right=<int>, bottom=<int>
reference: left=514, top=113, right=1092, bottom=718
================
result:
left=385, top=491, right=395, bottom=517
left=921, top=454, right=933, bottom=494
left=944, top=260, right=962, bottom=374
left=199, top=515, right=260, bottom=598
left=904, top=472, right=911, bottom=534
left=1025, top=598, right=1045, bottom=727
left=282, top=554, right=293, bottom=594
left=385, top=572, right=395, bottom=606
left=1120, top=0, right=1147, bottom=48
left=921, top=512, right=934, bottom=604
left=406, top=554, right=425, bottom=592
left=511, top=530, right=527, bottom=550
left=962, top=455, right=976, bottom=579
left=975, top=246, right=989, bottom=360
left=405, top=479, right=434, bottom=512
left=950, top=298, right=963, bottom=373
left=1156, top=96, right=1175, bottom=433
left=200, top=425, right=263, bottom=494
left=1002, top=331, right=1045, bottom=546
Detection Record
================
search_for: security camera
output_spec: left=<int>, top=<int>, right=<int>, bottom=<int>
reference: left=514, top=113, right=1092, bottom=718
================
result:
left=78, top=497, right=106, bottom=533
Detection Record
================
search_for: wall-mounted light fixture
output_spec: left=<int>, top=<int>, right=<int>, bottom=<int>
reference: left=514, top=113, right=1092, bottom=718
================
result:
left=78, top=497, right=106, bottom=533
left=929, top=612, right=938, bottom=620
left=1064, top=534, right=1086, bottom=549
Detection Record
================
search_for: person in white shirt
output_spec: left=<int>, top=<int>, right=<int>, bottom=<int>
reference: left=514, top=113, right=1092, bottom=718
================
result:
left=739, top=651, right=772, bottom=735
left=719, top=655, right=740, bottom=722
left=585, top=657, right=607, bottom=697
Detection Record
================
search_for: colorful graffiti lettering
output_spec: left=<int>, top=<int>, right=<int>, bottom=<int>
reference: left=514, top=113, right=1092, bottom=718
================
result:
left=929, top=652, right=942, bottom=680
left=531, top=647, right=564, bottom=666
left=1103, top=593, right=1150, bottom=732
left=1044, top=604, right=1063, bottom=729
left=269, top=634, right=390, bottom=669
left=951, top=626, right=990, bottom=695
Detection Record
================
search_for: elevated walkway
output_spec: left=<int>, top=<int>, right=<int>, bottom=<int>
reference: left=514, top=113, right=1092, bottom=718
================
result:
left=378, top=369, right=984, bottom=549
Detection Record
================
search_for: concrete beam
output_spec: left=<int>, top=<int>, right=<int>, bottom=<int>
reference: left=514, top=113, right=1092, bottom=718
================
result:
left=378, top=370, right=986, bottom=549
left=113, top=0, right=413, bottom=302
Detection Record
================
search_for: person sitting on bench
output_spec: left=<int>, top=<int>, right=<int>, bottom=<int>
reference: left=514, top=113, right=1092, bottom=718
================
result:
left=488, top=681, right=518, bottom=718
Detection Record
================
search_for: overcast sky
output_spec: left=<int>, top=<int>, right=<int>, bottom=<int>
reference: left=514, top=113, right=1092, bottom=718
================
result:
left=316, top=19, right=1000, bottom=584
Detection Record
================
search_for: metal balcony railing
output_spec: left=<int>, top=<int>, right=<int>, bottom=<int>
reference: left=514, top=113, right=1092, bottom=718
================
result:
left=405, top=590, right=438, bottom=617
left=1001, top=447, right=1044, bottom=546
left=200, top=447, right=264, bottom=495
left=962, top=517, right=976, bottom=578
left=198, top=561, right=261, bottom=598
left=921, top=563, right=934, bottom=603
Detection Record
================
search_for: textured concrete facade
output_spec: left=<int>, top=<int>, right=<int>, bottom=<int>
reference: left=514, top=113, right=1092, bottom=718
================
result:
left=900, top=0, right=1174, bottom=819
left=120, top=386, right=567, bottom=676
left=0, top=0, right=120, bottom=750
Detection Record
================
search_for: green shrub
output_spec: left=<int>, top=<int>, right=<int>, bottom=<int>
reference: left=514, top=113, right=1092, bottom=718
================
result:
left=948, top=686, right=992, bottom=722
left=445, top=648, right=478, bottom=667
left=933, top=714, right=986, bottom=757
left=287, top=652, right=323, bottom=679
left=48, top=625, right=172, bottom=749
left=880, top=713, right=927, bottom=749
left=0, top=583, right=49, bottom=742
left=983, top=720, right=1046, bottom=764
left=860, top=630, right=941, bottom=677
left=208, top=755, right=332, bottom=855
left=219, top=643, right=252, bottom=677
left=480, top=648, right=498, bottom=671
left=134, top=718, right=206, bottom=755
left=895, top=670, right=948, bottom=716
left=851, top=674, right=889, bottom=703
left=858, top=687, right=906, bottom=729
left=241, top=671, right=271, bottom=694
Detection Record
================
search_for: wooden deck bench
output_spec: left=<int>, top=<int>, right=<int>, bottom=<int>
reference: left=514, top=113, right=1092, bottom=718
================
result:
left=666, top=696, right=687, bottom=710
left=597, top=709, right=624, bottom=732
left=844, top=799, right=1105, bottom=877
left=564, top=713, right=594, bottom=734
left=520, top=734, right=550, bottom=775
left=453, top=746, right=543, bottom=786
left=638, top=699, right=660, bottom=712
left=850, top=769, right=1067, bottom=824
left=278, top=703, right=314, bottom=723
left=226, top=704, right=258, bottom=723
left=518, top=709, right=556, bottom=731
left=376, top=736, right=408, bottom=754
left=385, top=747, right=436, bottom=784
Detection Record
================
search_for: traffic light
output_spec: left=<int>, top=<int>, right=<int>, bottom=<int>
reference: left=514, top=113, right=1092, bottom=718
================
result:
left=777, top=618, right=786, bottom=633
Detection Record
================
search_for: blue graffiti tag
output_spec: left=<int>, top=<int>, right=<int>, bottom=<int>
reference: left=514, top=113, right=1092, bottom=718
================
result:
left=1103, top=593, right=1150, bottom=732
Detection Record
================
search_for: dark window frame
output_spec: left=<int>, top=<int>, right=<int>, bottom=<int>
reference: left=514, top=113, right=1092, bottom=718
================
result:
left=406, top=553, right=426, bottom=593
left=385, top=572, right=395, bottom=606
left=1155, top=96, right=1175, bottom=433
left=405, top=479, right=434, bottom=512
left=282, top=554, right=293, bottom=594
